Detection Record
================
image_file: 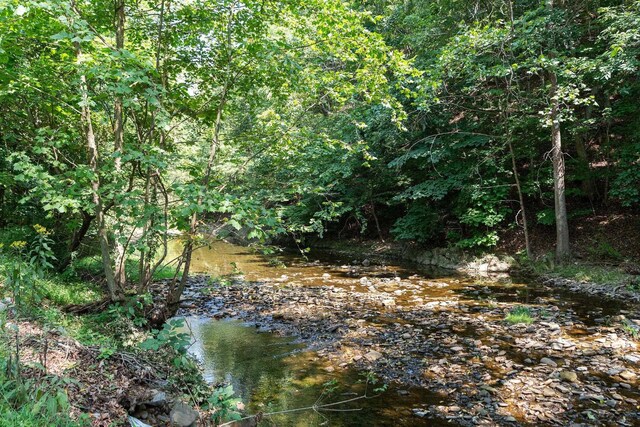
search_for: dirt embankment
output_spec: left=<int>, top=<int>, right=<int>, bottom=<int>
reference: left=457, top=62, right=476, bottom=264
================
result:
left=1, top=317, right=206, bottom=427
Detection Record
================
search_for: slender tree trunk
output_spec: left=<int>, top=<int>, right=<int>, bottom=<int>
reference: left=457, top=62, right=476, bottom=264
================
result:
left=546, top=0, right=570, bottom=261
left=114, top=0, right=125, bottom=167
left=137, top=0, right=168, bottom=292
left=602, top=94, right=612, bottom=205
left=167, top=92, right=226, bottom=312
left=166, top=4, right=236, bottom=315
left=76, top=44, right=121, bottom=301
left=370, top=202, right=384, bottom=242
left=549, top=71, right=570, bottom=261
left=504, top=0, right=531, bottom=258
left=508, top=140, right=532, bottom=258
left=112, top=0, right=127, bottom=291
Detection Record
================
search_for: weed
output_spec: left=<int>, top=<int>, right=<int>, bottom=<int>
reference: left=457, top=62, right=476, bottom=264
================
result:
left=505, top=306, right=535, bottom=324
left=621, top=319, right=640, bottom=340
left=205, top=384, right=243, bottom=425
left=627, top=277, right=640, bottom=292
left=587, top=240, right=623, bottom=261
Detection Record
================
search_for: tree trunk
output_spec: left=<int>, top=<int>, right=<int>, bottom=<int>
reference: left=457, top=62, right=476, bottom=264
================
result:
left=167, top=85, right=227, bottom=314
left=508, top=140, right=532, bottom=258
left=57, top=210, right=94, bottom=272
left=549, top=71, right=570, bottom=261
left=112, top=0, right=127, bottom=290
left=546, top=0, right=570, bottom=261
left=76, top=43, right=122, bottom=301
left=166, top=5, right=233, bottom=315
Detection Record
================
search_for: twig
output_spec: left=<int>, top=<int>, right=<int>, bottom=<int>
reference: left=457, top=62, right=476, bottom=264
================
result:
left=217, top=390, right=381, bottom=426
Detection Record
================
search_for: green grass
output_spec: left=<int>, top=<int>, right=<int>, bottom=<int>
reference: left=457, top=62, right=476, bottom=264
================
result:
left=505, top=306, right=534, bottom=324
left=551, top=264, right=630, bottom=284
left=72, top=255, right=177, bottom=283
left=40, top=277, right=102, bottom=306
left=523, top=256, right=632, bottom=286
left=0, top=401, right=88, bottom=427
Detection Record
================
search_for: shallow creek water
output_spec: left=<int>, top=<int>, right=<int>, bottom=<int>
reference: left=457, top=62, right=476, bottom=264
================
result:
left=169, top=240, right=640, bottom=426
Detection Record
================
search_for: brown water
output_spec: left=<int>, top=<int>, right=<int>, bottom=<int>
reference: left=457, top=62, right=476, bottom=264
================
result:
left=169, top=239, right=625, bottom=324
left=172, top=240, right=640, bottom=426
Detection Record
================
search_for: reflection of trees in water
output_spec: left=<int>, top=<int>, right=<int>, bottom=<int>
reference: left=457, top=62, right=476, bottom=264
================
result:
left=185, top=319, right=436, bottom=426
left=187, top=319, right=302, bottom=402
left=186, top=318, right=376, bottom=426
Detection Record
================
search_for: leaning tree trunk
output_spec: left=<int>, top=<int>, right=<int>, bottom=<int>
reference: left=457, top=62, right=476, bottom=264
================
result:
left=76, top=43, right=122, bottom=301
left=166, top=5, right=235, bottom=316
left=58, top=210, right=94, bottom=272
left=167, top=89, right=226, bottom=314
left=549, top=71, right=570, bottom=261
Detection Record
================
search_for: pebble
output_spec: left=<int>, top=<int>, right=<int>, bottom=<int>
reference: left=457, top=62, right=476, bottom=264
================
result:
left=540, top=357, right=558, bottom=368
left=624, top=354, right=640, bottom=364
left=619, top=370, right=635, bottom=381
left=560, top=371, right=578, bottom=383
left=364, top=350, right=383, bottom=362
left=412, top=409, right=428, bottom=418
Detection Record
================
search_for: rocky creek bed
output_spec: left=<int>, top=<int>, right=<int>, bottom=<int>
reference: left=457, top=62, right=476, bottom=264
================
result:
left=160, top=242, right=640, bottom=426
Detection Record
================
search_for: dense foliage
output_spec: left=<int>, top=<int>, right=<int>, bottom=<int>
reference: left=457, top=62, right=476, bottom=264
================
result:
left=1, top=0, right=639, bottom=301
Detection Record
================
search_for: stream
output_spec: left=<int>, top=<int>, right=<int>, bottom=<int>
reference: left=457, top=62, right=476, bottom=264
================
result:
left=167, top=240, right=640, bottom=426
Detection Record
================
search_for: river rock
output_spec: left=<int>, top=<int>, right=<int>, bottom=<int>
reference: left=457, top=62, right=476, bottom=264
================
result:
left=624, top=354, right=640, bottom=364
left=144, top=390, right=167, bottom=407
left=560, top=371, right=578, bottom=383
left=619, top=370, right=636, bottom=381
left=412, top=408, right=428, bottom=418
left=327, top=324, right=341, bottom=333
left=540, top=357, right=557, bottom=368
left=364, top=350, right=383, bottom=362
left=170, top=402, right=198, bottom=427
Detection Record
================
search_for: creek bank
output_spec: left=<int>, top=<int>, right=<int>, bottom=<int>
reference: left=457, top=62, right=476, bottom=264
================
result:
left=172, top=266, right=640, bottom=427
left=300, top=238, right=516, bottom=274
left=541, top=276, right=640, bottom=303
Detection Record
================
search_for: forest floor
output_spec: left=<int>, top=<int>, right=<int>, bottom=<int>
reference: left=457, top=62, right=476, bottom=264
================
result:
left=496, top=212, right=640, bottom=263
left=0, top=311, right=211, bottom=427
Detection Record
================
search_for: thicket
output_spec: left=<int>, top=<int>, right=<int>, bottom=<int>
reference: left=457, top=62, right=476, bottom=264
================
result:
left=2, top=0, right=639, bottom=298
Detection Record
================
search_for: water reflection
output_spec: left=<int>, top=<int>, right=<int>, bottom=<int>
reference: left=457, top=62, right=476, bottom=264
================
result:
left=182, top=317, right=442, bottom=426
